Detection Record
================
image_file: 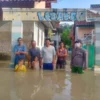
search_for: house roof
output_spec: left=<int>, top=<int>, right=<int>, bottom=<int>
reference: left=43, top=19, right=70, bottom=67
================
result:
left=75, top=21, right=94, bottom=27
left=0, top=1, right=34, bottom=8
left=87, top=9, right=100, bottom=18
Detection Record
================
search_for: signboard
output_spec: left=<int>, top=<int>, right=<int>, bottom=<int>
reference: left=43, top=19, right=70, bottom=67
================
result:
left=2, top=8, right=86, bottom=21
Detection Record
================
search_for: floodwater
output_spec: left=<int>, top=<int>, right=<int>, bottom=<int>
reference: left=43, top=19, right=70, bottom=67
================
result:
left=0, top=63, right=100, bottom=100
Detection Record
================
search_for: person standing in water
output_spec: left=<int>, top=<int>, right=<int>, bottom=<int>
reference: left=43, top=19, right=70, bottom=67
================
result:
left=28, top=40, right=41, bottom=69
left=14, top=37, right=27, bottom=67
left=56, top=41, right=67, bottom=69
left=32, top=56, right=40, bottom=70
left=70, top=40, right=86, bottom=74
left=41, top=38, right=56, bottom=70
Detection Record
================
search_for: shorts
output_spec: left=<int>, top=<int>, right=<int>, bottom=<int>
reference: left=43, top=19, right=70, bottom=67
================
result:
left=72, top=66, right=84, bottom=74
left=56, top=58, right=66, bottom=69
left=57, top=58, right=66, bottom=64
left=43, top=63, right=53, bottom=70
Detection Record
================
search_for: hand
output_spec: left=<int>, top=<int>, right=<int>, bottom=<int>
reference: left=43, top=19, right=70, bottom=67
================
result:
left=19, top=51, right=23, bottom=54
left=16, top=52, right=20, bottom=54
left=60, top=54, right=64, bottom=57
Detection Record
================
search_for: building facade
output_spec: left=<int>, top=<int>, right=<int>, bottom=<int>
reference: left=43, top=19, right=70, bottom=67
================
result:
left=0, top=0, right=57, bottom=54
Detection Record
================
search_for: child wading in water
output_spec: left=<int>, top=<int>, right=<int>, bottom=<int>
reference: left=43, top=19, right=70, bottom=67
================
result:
left=15, top=59, right=26, bottom=72
left=32, top=56, right=40, bottom=70
left=71, top=40, right=86, bottom=74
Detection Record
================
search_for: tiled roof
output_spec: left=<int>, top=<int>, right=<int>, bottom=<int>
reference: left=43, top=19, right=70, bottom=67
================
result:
left=91, top=4, right=100, bottom=8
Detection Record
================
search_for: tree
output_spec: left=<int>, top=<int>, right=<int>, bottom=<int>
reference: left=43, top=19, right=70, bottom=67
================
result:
left=61, top=26, right=71, bottom=47
left=48, top=28, right=52, bottom=38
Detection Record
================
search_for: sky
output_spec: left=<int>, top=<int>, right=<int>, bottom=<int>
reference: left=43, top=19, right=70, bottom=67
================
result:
left=52, top=0, right=100, bottom=8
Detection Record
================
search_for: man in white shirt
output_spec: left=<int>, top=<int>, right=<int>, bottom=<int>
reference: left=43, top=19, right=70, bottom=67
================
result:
left=41, top=38, right=56, bottom=70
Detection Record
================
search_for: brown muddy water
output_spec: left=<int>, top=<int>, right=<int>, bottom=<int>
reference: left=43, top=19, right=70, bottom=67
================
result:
left=0, top=62, right=100, bottom=100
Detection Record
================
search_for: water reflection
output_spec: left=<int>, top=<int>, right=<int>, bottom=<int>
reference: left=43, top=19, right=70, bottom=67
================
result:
left=0, top=64, right=100, bottom=100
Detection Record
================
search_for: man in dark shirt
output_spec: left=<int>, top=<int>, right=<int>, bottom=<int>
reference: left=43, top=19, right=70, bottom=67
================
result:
left=28, top=40, right=41, bottom=69
left=70, top=39, right=86, bottom=74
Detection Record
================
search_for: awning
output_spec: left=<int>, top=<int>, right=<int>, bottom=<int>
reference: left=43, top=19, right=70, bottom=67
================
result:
left=75, top=21, right=94, bottom=27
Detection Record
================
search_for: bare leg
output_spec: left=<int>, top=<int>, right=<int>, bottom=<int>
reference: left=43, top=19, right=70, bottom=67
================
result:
left=31, top=61, right=35, bottom=69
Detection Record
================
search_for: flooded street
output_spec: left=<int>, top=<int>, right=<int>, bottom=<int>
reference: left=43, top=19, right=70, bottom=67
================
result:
left=0, top=63, right=100, bottom=100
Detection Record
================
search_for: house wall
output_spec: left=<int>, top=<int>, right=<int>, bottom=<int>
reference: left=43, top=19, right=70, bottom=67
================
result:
left=34, top=22, right=45, bottom=49
left=0, top=1, right=51, bottom=55
left=23, top=22, right=33, bottom=49
left=95, top=22, right=100, bottom=65
left=0, top=21, right=45, bottom=55
left=0, top=21, right=34, bottom=53
left=0, top=22, right=11, bottom=54
left=76, top=27, right=94, bottom=40
left=34, top=1, right=46, bottom=8
left=33, top=1, right=47, bottom=49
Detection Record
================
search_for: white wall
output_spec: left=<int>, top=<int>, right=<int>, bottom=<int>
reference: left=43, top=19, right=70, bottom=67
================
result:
left=34, top=22, right=45, bottom=49
left=38, top=22, right=45, bottom=49
left=34, top=22, right=38, bottom=46
left=34, top=1, right=46, bottom=9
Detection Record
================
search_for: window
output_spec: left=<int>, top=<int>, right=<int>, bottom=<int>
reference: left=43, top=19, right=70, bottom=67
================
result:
left=84, top=33, right=92, bottom=44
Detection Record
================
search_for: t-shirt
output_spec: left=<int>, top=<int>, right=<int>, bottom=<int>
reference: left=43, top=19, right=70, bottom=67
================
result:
left=58, top=48, right=67, bottom=60
left=14, top=44, right=27, bottom=66
left=14, top=65, right=26, bottom=72
left=14, top=44, right=27, bottom=52
left=14, top=44, right=27, bottom=58
left=71, top=47, right=86, bottom=68
left=41, top=45, right=56, bottom=63
left=29, top=47, right=40, bottom=62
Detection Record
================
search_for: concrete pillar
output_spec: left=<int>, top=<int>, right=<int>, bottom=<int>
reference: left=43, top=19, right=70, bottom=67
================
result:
left=10, top=20, right=23, bottom=68
left=95, top=22, right=100, bottom=66
left=75, top=26, right=79, bottom=41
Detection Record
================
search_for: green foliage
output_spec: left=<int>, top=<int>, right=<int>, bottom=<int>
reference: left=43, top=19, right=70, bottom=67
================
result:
left=61, top=26, right=71, bottom=47
left=48, top=28, right=52, bottom=38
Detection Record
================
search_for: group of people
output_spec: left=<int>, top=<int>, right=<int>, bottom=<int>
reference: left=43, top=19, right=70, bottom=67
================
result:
left=14, top=37, right=67, bottom=72
left=14, top=37, right=86, bottom=74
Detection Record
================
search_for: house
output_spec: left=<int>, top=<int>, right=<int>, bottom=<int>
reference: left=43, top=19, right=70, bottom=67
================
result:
left=74, top=21, right=95, bottom=43
left=0, top=0, right=58, bottom=55
left=73, top=4, right=100, bottom=68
